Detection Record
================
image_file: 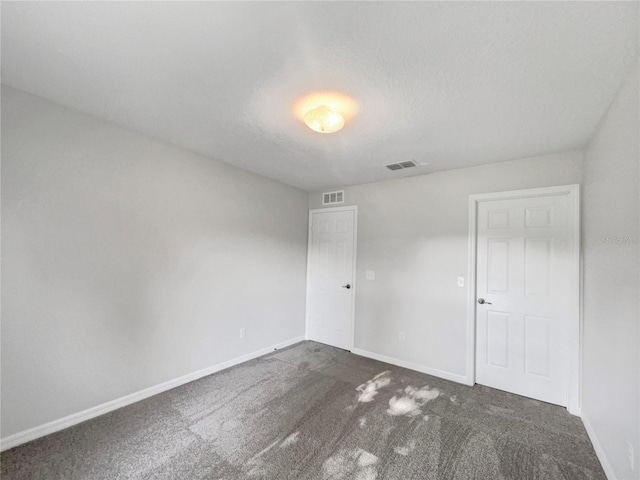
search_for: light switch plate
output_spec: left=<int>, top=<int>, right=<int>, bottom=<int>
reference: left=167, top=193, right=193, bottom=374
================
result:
left=366, top=271, right=375, bottom=280
left=457, top=277, right=464, bottom=287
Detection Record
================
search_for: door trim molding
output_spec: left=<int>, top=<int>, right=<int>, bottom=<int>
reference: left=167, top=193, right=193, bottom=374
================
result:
left=467, top=185, right=580, bottom=415
left=305, top=205, right=358, bottom=351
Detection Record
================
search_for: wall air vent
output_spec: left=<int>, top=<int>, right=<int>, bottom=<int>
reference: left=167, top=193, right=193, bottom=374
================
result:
left=322, top=190, right=344, bottom=206
left=385, top=160, right=418, bottom=171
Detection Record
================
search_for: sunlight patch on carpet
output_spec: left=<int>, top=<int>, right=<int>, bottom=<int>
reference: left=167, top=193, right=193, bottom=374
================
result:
left=356, top=371, right=391, bottom=403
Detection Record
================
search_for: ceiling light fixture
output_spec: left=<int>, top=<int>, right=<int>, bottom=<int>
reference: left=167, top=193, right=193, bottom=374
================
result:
left=303, top=106, right=345, bottom=134
left=294, top=92, right=357, bottom=134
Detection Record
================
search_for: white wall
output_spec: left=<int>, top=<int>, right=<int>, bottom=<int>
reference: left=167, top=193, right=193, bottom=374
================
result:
left=581, top=63, right=639, bottom=480
left=1, top=86, right=308, bottom=439
left=309, top=151, right=583, bottom=380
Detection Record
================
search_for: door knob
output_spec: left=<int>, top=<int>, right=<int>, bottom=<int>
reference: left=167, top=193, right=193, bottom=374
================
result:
left=342, top=284, right=351, bottom=289
left=477, top=298, right=492, bottom=305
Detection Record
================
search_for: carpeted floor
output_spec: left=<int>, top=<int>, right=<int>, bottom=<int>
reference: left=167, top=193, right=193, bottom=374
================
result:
left=1, top=341, right=605, bottom=479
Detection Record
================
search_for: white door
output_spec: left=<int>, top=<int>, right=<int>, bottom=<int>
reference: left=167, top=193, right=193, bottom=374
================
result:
left=306, top=207, right=357, bottom=350
left=475, top=194, right=572, bottom=406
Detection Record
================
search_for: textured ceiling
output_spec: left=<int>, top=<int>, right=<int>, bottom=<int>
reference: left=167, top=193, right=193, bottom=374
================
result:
left=2, top=2, right=638, bottom=191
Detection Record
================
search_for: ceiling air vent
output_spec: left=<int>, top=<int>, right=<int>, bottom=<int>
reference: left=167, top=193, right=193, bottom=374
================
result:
left=323, top=190, right=344, bottom=206
left=399, top=161, right=417, bottom=168
left=385, top=160, right=417, bottom=171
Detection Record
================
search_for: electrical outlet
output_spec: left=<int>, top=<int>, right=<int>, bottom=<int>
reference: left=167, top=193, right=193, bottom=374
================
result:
left=628, top=441, right=635, bottom=470
left=239, top=328, right=246, bottom=339
left=457, top=277, right=464, bottom=287
left=366, top=270, right=375, bottom=280
left=399, top=331, right=405, bottom=342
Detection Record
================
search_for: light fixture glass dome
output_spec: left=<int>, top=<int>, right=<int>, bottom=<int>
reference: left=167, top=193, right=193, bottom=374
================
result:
left=303, top=106, right=345, bottom=133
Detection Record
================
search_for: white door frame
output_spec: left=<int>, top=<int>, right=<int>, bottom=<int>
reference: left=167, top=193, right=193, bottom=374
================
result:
left=466, top=185, right=580, bottom=415
left=305, top=205, right=358, bottom=351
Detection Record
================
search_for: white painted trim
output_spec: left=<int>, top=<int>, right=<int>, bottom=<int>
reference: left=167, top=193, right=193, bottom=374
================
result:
left=0, top=335, right=305, bottom=452
left=352, top=348, right=473, bottom=386
left=468, top=184, right=580, bottom=203
left=466, top=193, right=478, bottom=389
left=350, top=208, right=358, bottom=351
left=582, top=414, right=617, bottom=480
left=566, top=186, right=582, bottom=415
left=467, top=184, right=581, bottom=414
left=305, top=205, right=358, bottom=351
left=304, top=210, right=314, bottom=342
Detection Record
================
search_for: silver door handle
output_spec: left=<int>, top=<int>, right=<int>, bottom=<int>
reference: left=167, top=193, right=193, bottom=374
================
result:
left=477, top=298, right=492, bottom=305
left=342, top=284, right=351, bottom=289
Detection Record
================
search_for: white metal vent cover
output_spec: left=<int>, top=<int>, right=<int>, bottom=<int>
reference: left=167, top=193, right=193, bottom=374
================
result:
left=322, top=190, right=344, bottom=205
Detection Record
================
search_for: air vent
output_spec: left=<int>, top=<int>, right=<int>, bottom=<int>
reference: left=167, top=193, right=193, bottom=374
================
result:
left=399, top=161, right=417, bottom=168
left=323, top=190, right=344, bottom=206
left=385, top=160, right=417, bottom=171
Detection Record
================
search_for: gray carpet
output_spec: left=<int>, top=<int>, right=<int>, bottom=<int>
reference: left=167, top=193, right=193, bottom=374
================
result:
left=1, top=341, right=605, bottom=479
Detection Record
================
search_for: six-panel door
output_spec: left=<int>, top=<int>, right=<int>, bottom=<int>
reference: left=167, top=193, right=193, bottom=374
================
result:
left=307, top=209, right=356, bottom=350
left=476, top=195, right=570, bottom=406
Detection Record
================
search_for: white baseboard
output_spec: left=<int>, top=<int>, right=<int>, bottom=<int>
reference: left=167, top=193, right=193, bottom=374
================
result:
left=568, top=404, right=581, bottom=417
left=581, top=413, right=617, bottom=480
left=351, top=348, right=472, bottom=386
left=0, top=335, right=305, bottom=452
